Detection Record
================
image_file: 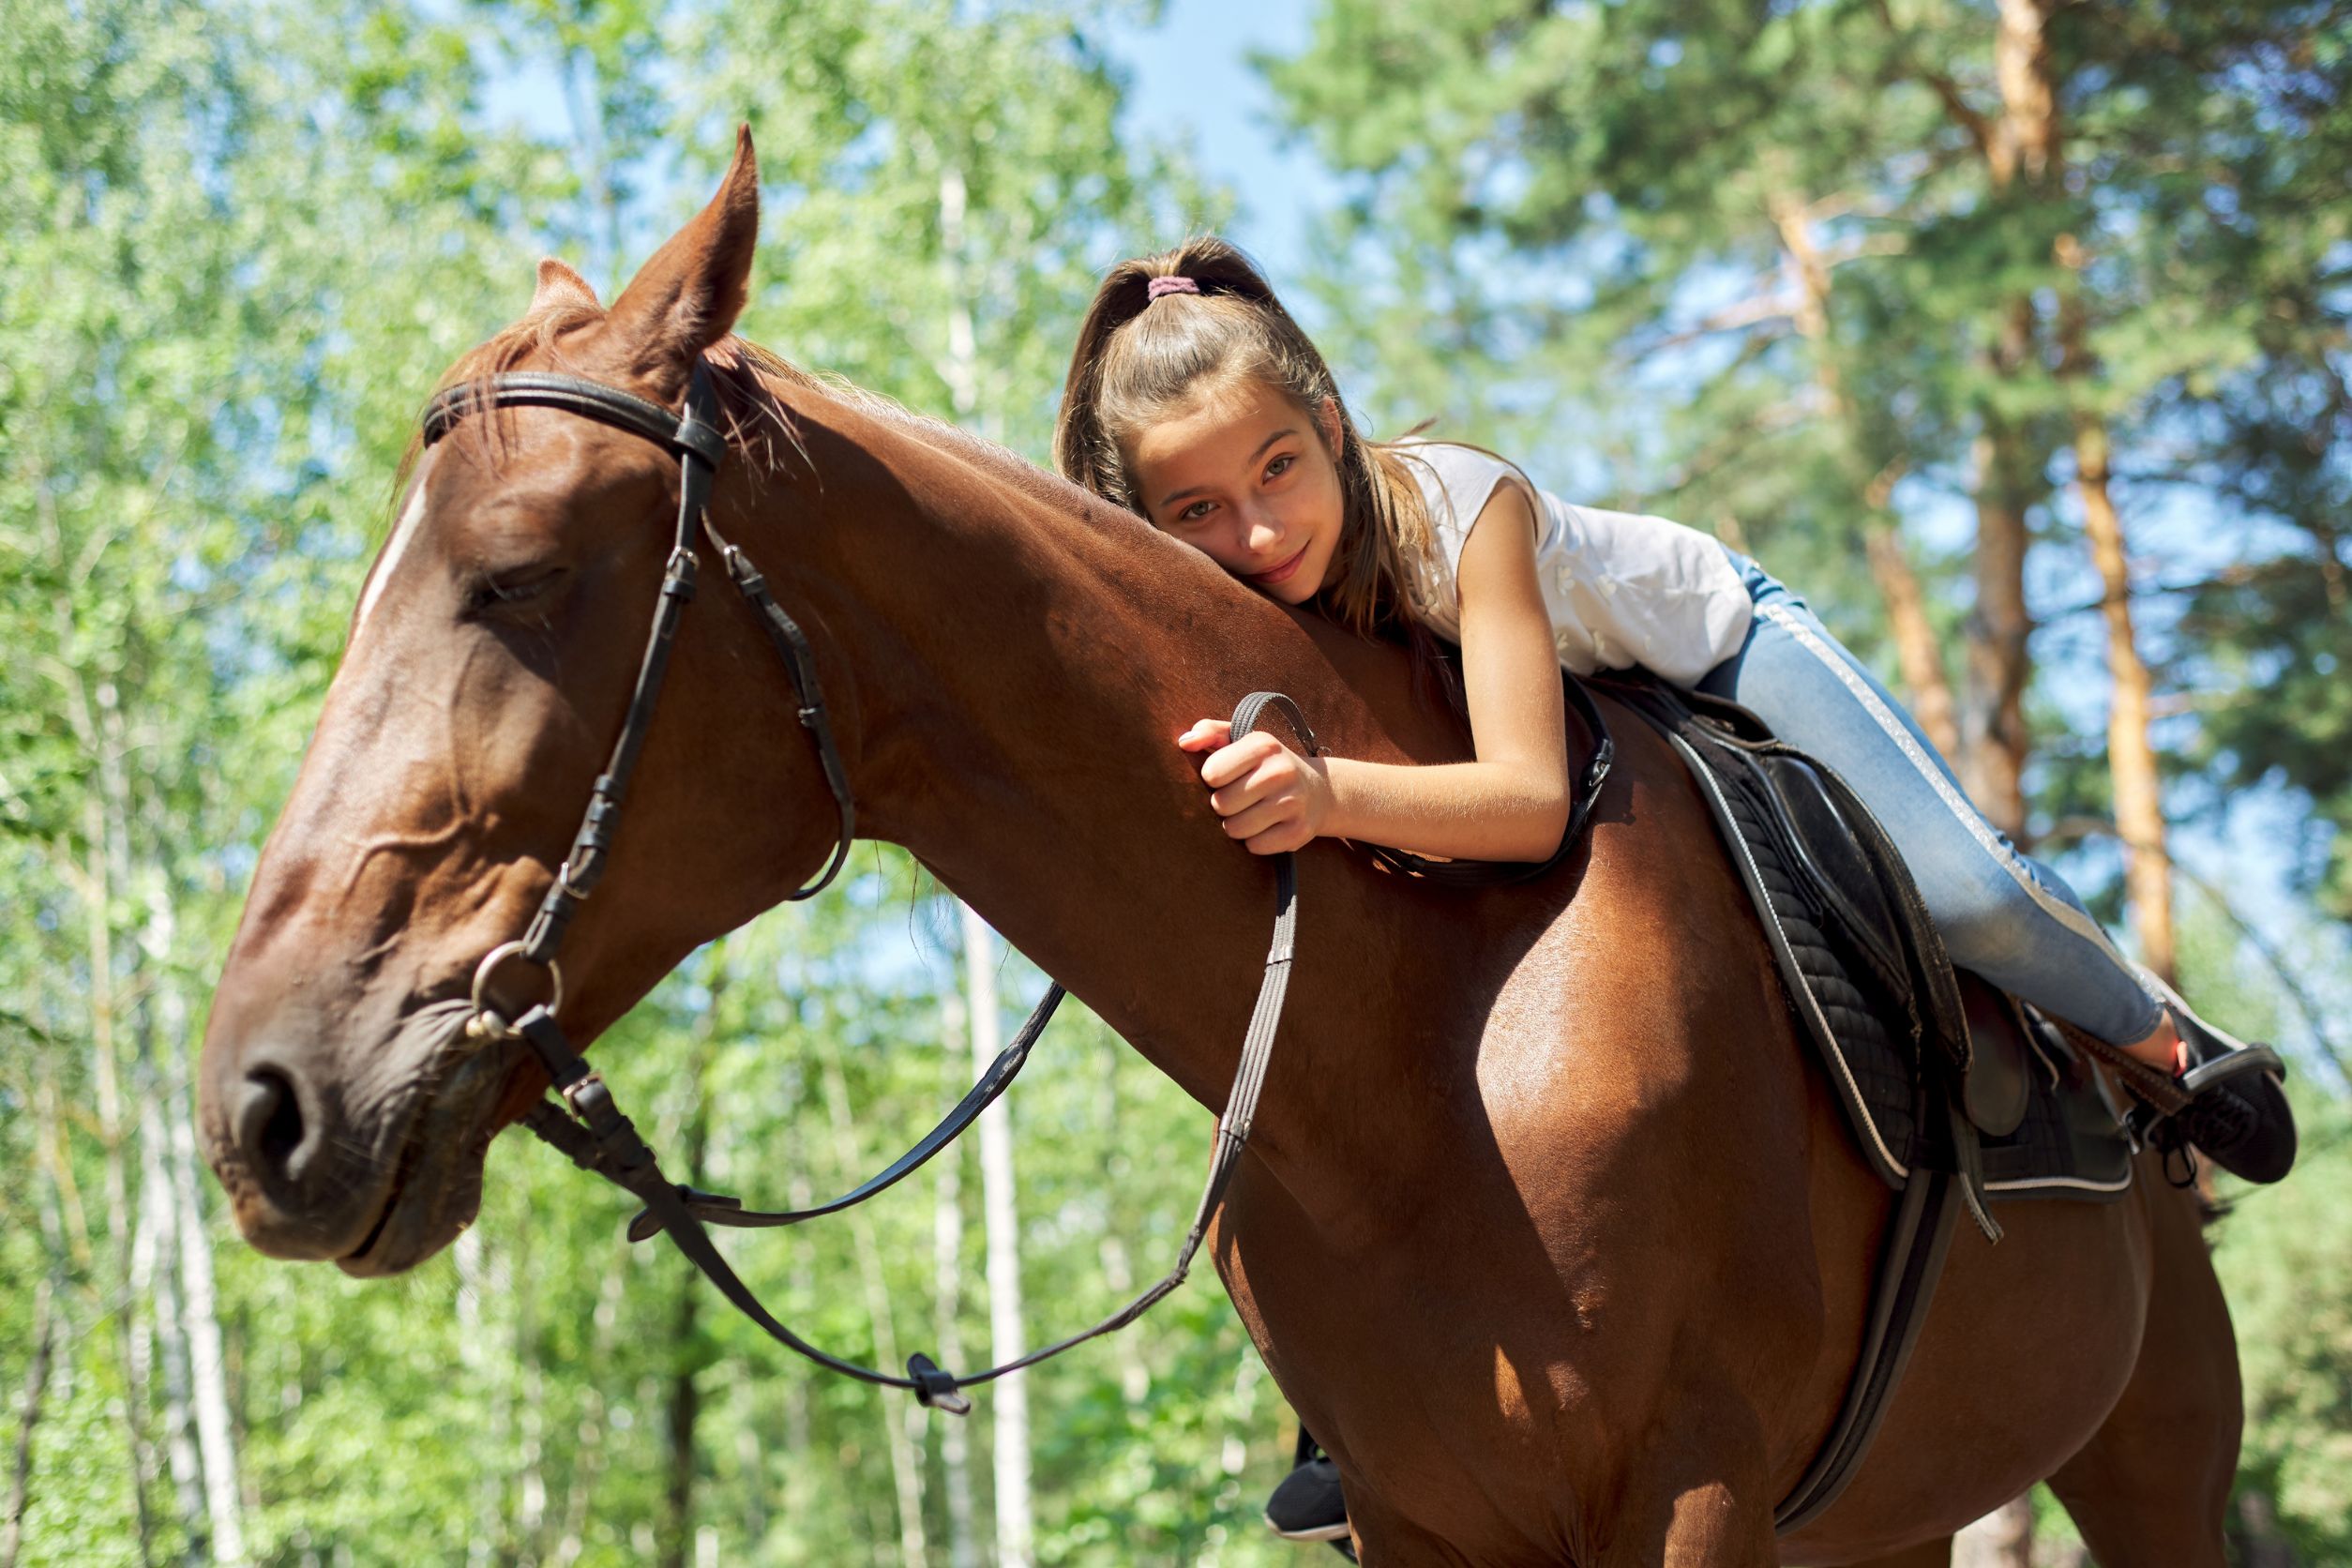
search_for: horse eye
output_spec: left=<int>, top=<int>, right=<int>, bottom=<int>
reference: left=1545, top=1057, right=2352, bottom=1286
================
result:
left=464, top=568, right=566, bottom=614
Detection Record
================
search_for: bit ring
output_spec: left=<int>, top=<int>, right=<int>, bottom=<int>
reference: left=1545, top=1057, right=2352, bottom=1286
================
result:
left=470, top=941, right=564, bottom=1029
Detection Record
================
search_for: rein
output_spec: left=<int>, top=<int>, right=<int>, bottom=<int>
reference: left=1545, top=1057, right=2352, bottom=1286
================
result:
left=423, top=365, right=1612, bottom=1413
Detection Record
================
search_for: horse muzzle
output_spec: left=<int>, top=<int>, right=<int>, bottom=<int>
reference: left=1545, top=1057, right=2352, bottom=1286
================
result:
left=203, top=1041, right=396, bottom=1261
left=201, top=981, right=505, bottom=1270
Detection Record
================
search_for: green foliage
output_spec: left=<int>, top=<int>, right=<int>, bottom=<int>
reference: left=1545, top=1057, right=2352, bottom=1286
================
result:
left=0, top=1, right=1283, bottom=1563
left=2218, top=1091, right=2352, bottom=1560
left=4, top=0, right=2347, bottom=1564
left=689, top=0, right=1224, bottom=456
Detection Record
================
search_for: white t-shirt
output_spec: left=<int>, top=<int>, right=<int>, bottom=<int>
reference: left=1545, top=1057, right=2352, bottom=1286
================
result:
left=1397, top=440, right=1755, bottom=687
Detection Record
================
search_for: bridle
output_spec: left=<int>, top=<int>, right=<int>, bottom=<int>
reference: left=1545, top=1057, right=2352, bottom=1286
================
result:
left=419, top=363, right=1612, bottom=1413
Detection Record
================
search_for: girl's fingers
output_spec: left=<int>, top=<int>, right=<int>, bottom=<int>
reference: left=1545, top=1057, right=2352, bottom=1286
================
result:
left=1199, top=732, right=1282, bottom=789
left=1208, top=769, right=1269, bottom=815
left=1176, top=718, right=1233, bottom=752
left=1218, top=797, right=1291, bottom=841
left=1243, top=822, right=1309, bottom=855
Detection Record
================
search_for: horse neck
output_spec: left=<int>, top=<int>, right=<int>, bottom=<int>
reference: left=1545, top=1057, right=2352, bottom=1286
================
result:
left=745, top=390, right=1455, bottom=1179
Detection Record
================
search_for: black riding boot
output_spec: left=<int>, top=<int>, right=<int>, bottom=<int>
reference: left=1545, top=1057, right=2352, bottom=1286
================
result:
left=2140, top=970, right=2296, bottom=1184
left=1266, top=1427, right=1352, bottom=1555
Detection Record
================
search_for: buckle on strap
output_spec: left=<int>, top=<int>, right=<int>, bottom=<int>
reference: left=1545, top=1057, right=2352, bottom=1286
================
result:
left=660, top=545, right=700, bottom=600
left=906, top=1353, right=972, bottom=1416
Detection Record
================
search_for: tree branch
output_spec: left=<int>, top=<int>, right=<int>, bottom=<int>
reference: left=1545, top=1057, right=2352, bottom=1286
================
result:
left=1869, top=0, right=1995, bottom=161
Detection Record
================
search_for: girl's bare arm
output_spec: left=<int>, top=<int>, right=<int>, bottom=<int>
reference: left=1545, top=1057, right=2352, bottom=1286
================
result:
left=1184, top=483, right=1574, bottom=862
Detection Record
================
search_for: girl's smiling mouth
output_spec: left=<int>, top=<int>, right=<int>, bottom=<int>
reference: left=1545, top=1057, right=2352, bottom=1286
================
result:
left=1248, top=543, right=1309, bottom=587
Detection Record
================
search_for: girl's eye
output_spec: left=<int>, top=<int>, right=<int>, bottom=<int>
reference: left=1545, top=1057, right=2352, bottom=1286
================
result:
left=1265, top=454, right=1294, bottom=480
left=1176, top=501, right=1215, bottom=524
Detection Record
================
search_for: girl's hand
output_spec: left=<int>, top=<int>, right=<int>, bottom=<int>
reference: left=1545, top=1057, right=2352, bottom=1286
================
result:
left=1176, top=718, right=1334, bottom=855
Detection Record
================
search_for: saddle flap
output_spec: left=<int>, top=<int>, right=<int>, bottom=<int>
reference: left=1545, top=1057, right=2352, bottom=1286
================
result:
left=1601, top=671, right=2133, bottom=1208
left=1956, top=972, right=2030, bottom=1138
left=1752, top=752, right=1907, bottom=994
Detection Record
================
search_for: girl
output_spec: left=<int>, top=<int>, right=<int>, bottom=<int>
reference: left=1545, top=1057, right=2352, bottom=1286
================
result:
left=1051, top=239, right=2292, bottom=1542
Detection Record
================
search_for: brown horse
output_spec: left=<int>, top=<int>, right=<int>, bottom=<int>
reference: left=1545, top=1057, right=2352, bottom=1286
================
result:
left=199, top=130, right=2241, bottom=1564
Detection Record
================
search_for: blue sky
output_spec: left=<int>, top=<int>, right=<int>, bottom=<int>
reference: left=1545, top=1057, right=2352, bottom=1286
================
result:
left=1103, top=0, right=1324, bottom=278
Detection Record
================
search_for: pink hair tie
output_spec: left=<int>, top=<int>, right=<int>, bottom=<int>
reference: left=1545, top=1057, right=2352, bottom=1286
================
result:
left=1146, top=275, right=1201, bottom=300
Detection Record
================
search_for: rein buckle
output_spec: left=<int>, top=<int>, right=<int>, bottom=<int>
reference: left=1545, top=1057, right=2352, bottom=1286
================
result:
left=559, top=1068, right=611, bottom=1117
left=906, top=1354, right=972, bottom=1417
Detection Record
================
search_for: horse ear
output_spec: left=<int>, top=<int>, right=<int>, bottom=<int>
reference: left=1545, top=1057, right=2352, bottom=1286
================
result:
left=606, top=125, right=760, bottom=384
left=532, top=257, right=601, bottom=314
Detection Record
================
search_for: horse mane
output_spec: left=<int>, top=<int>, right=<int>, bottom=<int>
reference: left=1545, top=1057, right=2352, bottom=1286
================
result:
left=704, top=336, right=1134, bottom=532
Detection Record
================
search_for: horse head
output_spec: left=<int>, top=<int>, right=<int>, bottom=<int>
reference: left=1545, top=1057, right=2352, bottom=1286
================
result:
left=198, top=130, right=846, bottom=1274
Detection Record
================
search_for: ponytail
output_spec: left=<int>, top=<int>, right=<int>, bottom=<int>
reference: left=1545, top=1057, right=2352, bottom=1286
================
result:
left=1053, top=237, right=1445, bottom=647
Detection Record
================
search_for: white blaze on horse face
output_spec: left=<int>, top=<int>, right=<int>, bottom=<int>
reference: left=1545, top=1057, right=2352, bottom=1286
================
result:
left=354, top=455, right=434, bottom=641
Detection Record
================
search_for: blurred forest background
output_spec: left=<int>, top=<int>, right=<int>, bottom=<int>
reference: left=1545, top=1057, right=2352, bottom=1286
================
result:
left=3, top=0, right=2348, bottom=1563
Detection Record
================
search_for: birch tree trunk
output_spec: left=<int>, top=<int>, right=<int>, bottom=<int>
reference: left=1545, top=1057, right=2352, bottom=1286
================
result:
left=661, top=1217, right=702, bottom=1568
left=1, top=1278, right=55, bottom=1568
left=455, top=1228, right=505, bottom=1568
left=550, top=1261, right=627, bottom=1568
left=168, top=1067, right=248, bottom=1567
left=778, top=1133, right=818, bottom=1535
left=932, top=995, right=980, bottom=1568
left=936, top=164, right=980, bottom=424
left=515, top=1221, right=548, bottom=1558
left=662, top=1006, right=718, bottom=1568
left=72, top=819, right=155, bottom=1546
left=819, top=1044, right=929, bottom=1568
left=961, top=905, right=1033, bottom=1568
left=939, top=159, right=1034, bottom=1567
left=138, top=1096, right=206, bottom=1563
left=50, top=528, right=160, bottom=1560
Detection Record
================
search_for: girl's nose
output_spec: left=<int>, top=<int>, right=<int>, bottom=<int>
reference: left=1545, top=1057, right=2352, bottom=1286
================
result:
left=1240, top=510, right=1286, bottom=557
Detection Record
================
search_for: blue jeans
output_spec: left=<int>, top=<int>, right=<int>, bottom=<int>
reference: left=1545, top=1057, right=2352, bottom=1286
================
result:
left=1696, top=550, right=2164, bottom=1045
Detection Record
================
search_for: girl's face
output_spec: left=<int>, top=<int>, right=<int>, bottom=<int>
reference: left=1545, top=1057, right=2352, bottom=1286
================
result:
left=1125, top=377, right=1347, bottom=606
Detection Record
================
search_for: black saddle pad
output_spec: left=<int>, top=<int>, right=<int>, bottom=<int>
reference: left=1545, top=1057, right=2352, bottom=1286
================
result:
left=1596, top=674, right=2133, bottom=1204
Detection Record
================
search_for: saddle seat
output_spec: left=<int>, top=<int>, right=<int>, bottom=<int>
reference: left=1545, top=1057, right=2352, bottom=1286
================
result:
left=1595, top=673, right=2136, bottom=1214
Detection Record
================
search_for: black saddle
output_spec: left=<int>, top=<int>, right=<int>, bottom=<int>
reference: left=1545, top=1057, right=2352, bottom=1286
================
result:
left=1591, top=672, right=2142, bottom=1533
left=1598, top=673, right=2135, bottom=1216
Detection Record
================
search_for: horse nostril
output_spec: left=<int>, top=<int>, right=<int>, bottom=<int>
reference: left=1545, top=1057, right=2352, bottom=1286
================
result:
left=238, top=1068, right=311, bottom=1184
